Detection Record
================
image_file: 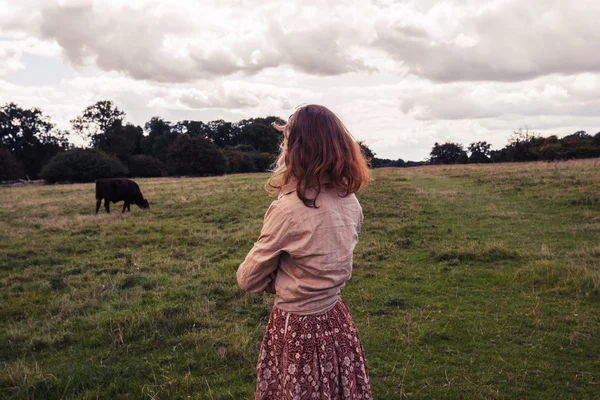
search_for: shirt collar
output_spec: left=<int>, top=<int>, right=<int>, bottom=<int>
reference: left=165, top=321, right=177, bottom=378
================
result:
left=278, top=181, right=297, bottom=199
left=277, top=176, right=333, bottom=199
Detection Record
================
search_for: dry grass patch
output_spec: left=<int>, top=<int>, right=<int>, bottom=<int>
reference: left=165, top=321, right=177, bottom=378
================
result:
left=432, top=243, right=520, bottom=264
left=568, top=245, right=600, bottom=291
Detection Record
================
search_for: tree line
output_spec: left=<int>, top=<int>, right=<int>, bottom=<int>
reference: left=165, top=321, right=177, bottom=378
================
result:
left=362, top=129, right=599, bottom=167
left=1, top=100, right=599, bottom=182
left=426, top=129, right=600, bottom=165
left=0, top=101, right=284, bottom=182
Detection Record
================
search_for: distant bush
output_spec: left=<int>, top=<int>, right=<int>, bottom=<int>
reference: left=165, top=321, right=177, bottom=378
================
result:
left=166, top=135, right=227, bottom=176
left=223, top=150, right=276, bottom=173
left=535, top=142, right=563, bottom=161
left=254, top=153, right=276, bottom=172
left=430, top=142, right=468, bottom=164
left=127, top=155, right=164, bottom=177
left=372, top=157, right=406, bottom=168
left=40, top=148, right=128, bottom=183
left=224, top=150, right=256, bottom=173
left=0, top=148, right=24, bottom=181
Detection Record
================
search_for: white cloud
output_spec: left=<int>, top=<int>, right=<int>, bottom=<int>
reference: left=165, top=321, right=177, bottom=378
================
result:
left=0, top=36, right=61, bottom=75
left=0, top=47, right=23, bottom=75
left=1, top=0, right=377, bottom=82
left=374, top=0, right=600, bottom=82
left=399, top=74, right=600, bottom=120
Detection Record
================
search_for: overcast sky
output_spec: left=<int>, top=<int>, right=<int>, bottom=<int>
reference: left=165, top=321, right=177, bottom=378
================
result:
left=1, top=0, right=599, bottom=160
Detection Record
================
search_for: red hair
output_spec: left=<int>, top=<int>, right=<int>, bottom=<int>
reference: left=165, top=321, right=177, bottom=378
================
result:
left=267, top=104, right=371, bottom=207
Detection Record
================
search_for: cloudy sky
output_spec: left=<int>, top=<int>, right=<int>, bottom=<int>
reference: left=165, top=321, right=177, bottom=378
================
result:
left=1, top=0, right=599, bottom=160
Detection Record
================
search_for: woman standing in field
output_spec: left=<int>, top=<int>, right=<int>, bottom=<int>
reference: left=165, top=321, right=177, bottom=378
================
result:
left=237, top=104, right=372, bottom=399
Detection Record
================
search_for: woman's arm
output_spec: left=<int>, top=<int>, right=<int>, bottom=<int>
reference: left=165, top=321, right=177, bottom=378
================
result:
left=237, top=201, right=293, bottom=293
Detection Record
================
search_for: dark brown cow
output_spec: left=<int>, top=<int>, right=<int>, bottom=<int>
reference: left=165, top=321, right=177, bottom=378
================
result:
left=95, top=178, right=150, bottom=214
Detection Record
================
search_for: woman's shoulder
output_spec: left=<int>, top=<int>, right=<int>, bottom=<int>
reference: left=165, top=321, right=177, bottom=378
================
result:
left=276, top=187, right=361, bottom=215
left=274, top=188, right=303, bottom=216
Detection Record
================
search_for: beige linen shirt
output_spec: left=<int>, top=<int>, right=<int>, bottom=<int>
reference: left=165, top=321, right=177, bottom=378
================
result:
left=237, top=184, right=364, bottom=315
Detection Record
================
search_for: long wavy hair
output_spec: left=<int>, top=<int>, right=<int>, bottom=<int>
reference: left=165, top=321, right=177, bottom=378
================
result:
left=266, top=104, right=371, bottom=207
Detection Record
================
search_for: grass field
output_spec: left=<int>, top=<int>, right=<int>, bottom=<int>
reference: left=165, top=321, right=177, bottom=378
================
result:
left=1, top=160, right=599, bottom=399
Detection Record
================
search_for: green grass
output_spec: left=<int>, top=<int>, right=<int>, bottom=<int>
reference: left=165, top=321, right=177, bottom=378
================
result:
left=1, top=160, right=599, bottom=399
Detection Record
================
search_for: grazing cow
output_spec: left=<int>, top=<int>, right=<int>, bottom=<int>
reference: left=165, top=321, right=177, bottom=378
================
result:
left=95, top=178, right=150, bottom=214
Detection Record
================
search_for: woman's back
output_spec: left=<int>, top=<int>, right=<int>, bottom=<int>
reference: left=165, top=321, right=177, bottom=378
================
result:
left=272, top=187, right=363, bottom=315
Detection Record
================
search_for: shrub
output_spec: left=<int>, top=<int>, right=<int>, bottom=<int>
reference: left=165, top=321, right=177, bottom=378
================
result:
left=223, top=151, right=276, bottom=173
left=127, top=155, right=164, bottom=177
left=40, top=148, right=128, bottom=183
left=536, top=142, right=563, bottom=160
left=224, top=150, right=257, bottom=174
left=0, top=148, right=24, bottom=181
left=166, top=135, right=227, bottom=176
left=429, top=142, right=468, bottom=164
left=254, top=153, right=276, bottom=172
left=371, top=158, right=406, bottom=168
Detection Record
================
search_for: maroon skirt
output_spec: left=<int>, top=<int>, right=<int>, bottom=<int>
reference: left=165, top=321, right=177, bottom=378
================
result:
left=256, top=298, right=372, bottom=400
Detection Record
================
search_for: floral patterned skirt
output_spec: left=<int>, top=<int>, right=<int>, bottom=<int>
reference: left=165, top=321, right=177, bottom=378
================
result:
left=256, top=298, right=372, bottom=400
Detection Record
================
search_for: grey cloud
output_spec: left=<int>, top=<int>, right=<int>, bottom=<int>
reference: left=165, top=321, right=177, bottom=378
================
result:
left=478, top=115, right=600, bottom=132
left=31, top=2, right=374, bottom=83
left=178, top=89, right=260, bottom=109
left=0, top=47, right=22, bottom=74
left=399, top=76, right=600, bottom=121
left=7, top=0, right=600, bottom=84
left=269, top=24, right=376, bottom=75
left=375, top=0, right=600, bottom=82
left=37, top=4, right=198, bottom=82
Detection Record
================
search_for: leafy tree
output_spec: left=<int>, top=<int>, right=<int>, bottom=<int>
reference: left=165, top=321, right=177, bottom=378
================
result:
left=358, top=141, right=375, bottom=162
left=0, top=102, right=69, bottom=178
left=468, top=141, right=492, bottom=163
left=237, top=117, right=284, bottom=153
left=559, top=131, right=599, bottom=159
left=430, top=142, right=468, bottom=164
left=93, top=121, right=143, bottom=162
left=166, top=135, right=227, bottom=176
left=40, top=148, right=128, bottom=183
left=142, top=117, right=179, bottom=163
left=205, top=120, right=239, bottom=148
left=502, top=129, right=544, bottom=162
left=173, top=120, right=210, bottom=137
left=70, top=100, right=142, bottom=161
left=0, top=148, right=24, bottom=180
left=71, top=101, right=126, bottom=147
left=563, top=130, right=591, bottom=140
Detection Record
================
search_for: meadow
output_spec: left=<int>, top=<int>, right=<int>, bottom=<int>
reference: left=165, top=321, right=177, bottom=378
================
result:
left=1, top=160, right=599, bottom=399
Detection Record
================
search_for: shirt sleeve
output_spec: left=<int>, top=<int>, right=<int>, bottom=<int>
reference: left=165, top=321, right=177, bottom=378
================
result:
left=357, top=205, right=364, bottom=234
left=237, top=201, right=294, bottom=293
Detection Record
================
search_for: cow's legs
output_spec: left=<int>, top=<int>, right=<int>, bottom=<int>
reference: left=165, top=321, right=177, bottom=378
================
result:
left=122, top=202, right=128, bottom=213
left=104, top=200, right=110, bottom=213
left=127, top=203, right=131, bottom=211
left=95, top=198, right=102, bottom=214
